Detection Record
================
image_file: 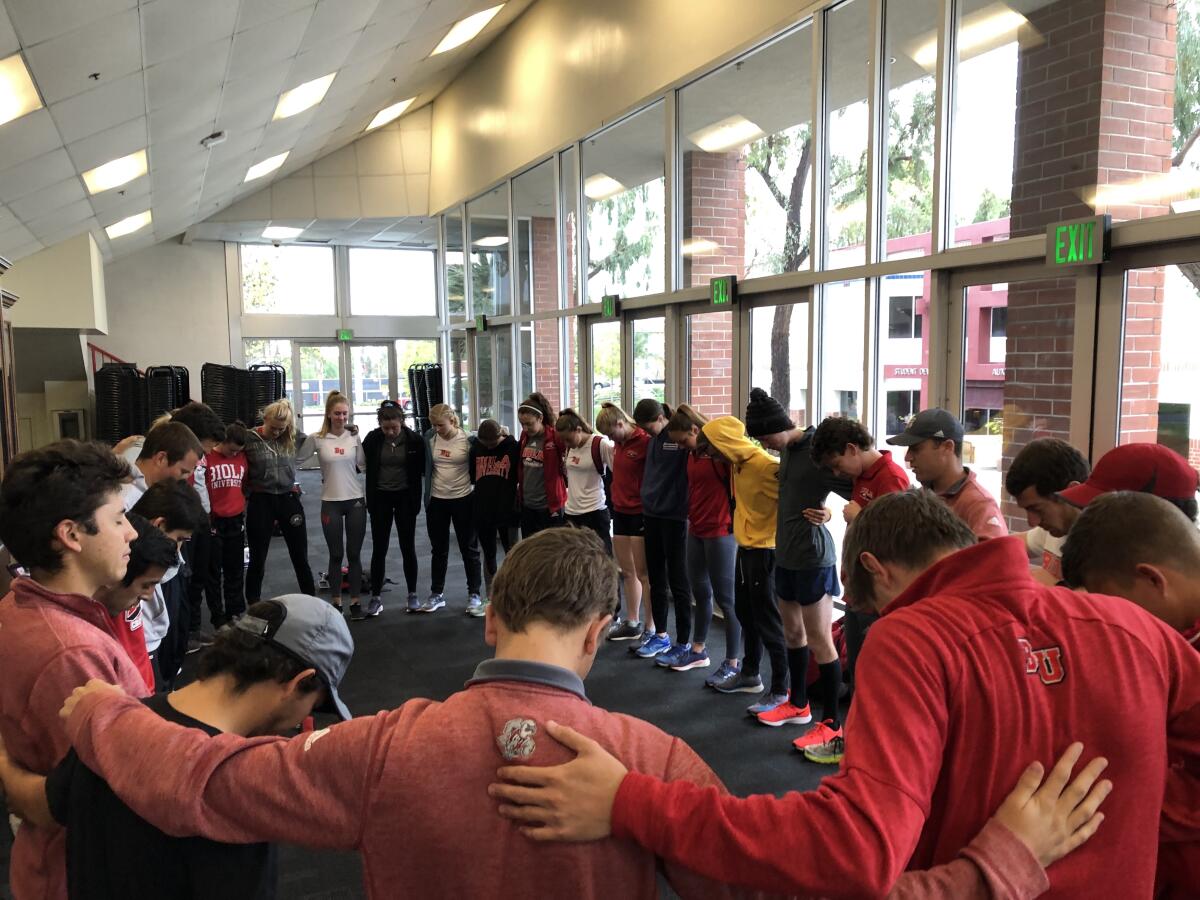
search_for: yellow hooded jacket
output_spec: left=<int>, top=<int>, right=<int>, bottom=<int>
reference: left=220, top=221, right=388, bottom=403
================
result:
left=702, top=416, right=778, bottom=549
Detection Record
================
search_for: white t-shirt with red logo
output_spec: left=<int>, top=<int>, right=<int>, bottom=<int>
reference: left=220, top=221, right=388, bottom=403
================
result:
left=314, top=431, right=366, bottom=501
left=431, top=431, right=472, bottom=500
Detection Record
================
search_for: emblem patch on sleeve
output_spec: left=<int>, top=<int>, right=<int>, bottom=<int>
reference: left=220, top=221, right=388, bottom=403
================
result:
left=496, top=718, right=538, bottom=760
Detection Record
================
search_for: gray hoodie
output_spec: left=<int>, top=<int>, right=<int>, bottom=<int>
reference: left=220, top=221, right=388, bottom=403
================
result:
left=244, top=427, right=315, bottom=494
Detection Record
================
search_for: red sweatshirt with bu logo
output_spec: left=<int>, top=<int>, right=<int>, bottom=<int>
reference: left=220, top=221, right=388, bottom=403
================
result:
left=201, top=450, right=248, bottom=518
left=610, top=537, right=1200, bottom=897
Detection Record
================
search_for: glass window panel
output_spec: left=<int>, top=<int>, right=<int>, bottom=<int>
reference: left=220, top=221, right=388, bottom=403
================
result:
left=876, top=272, right=931, bottom=443
left=590, top=320, right=622, bottom=421
left=583, top=103, right=666, bottom=302
left=496, top=326, right=515, bottom=427
left=243, top=339, right=294, bottom=404
left=445, top=214, right=466, bottom=320
left=240, top=245, right=334, bottom=315
left=519, top=323, right=534, bottom=402
left=883, top=0, right=937, bottom=259
left=476, top=331, right=495, bottom=421
left=565, top=317, right=580, bottom=412
left=467, top=185, right=511, bottom=316
left=298, top=344, right=341, bottom=435
left=561, top=147, right=580, bottom=307
left=824, top=0, right=871, bottom=268
left=396, top=339, right=439, bottom=426
left=449, top=333, right=470, bottom=427
left=349, top=249, right=436, bottom=316
left=679, top=23, right=813, bottom=285
left=514, top=160, right=557, bottom=316
left=687, top=311, right=734, bottom=417
left=632, top=317, right=665, bottom=404
left=820, top=279, right=865, bottom=418
left=349, top=345, right=390, bottom=421
left=751, top=304, right=809, bottom=427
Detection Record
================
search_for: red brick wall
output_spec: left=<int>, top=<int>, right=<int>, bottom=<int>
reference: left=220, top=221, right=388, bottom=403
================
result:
left=688, top=311, right=735, bottom=418
left=529, top=216, right=561, bottom=407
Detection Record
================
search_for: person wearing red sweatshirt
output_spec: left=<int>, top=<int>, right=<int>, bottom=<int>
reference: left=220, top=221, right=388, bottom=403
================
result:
left=0, top=440, right=145, bottom=900
left=196, top=422, right=249, bottom=628
left=517, top=392, right=567, bottom=537
left=489, top=489, right=1200, bottom=898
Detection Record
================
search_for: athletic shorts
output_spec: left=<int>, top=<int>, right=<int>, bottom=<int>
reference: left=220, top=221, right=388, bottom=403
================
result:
left=775, top=564, right=841, bottom=606
left=611, top=510, right=645, bottom=537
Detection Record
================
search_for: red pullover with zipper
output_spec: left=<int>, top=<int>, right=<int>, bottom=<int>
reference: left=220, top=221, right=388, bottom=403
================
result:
left=610, top=537, right=1200, bottom=897
left=687, top=453, right=733, bottom=539
left=610, top=428, right=651, bottom=515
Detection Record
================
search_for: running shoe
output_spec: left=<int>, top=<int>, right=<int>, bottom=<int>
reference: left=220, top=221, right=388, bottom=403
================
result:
left=468, top=598, right=489, bottom=618
left=635, top=633, right=672, bottom=658
left=628, top=629, right=656, bottom=653
left=654, top=643, right=690, bottom=667
left=608, top=620, right=643, bottom=641
left=792, top=720, right=843, bottom=753
left=756, top=701, right=812, bottom=727
left=669, top=648, right=711, bottom=672
left=746, top=691, right=790, bottom=716
left=349, top=602, right=365, bottom=621
left=366, top=597, right=384, bottom=618
left=185, top=635, right=212, bottom=655
left=406, top=592, right=421, bottom=613
left=419, top=594, right=445, bottom=613
left=713, top=671, right=763, bottom=694
left=318, top=572, right=330, bottom=591
left=802, top=734, right=845, bottom=765
left=705, top=661, right=741, bottom=689
left=465, top=594, right=484, bottom=616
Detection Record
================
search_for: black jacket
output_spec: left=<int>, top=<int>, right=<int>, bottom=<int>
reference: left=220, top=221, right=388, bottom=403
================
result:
left=362, top=426, right=426, bottom=508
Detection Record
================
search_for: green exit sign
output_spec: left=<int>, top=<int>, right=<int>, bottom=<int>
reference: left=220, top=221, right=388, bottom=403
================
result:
left=1046, top=215, right=1110, bottom=268
left=475, top=314, right=488, bottom=332
left=601, top=295, right=620, bottom=318
left=710, top=275, right=737, bottom=307
left=336, top=328, right=354, bottom=341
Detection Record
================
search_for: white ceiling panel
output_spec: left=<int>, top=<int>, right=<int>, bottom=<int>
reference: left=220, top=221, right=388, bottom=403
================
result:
left=227, top=6, right=312, bottom=81
left=65, top=115, right=146, bottom=172
left=149, top=94, right=223, bottom=147
left=5, top=0, right=136, bottom=47
left=0, top=3, right=18, bottom=55
left=284, top=32, right=357, bottom=85
left=145, top=37, right=232, bottom=111
left=0, top=221, right=36, bottom=249
left=23, top=8, right=142, bottom=104
left=236, top=0, right=315, bottom=33
left=299, top=0, right=379, bottom=52
left=149, top=133, right=209, bottom=174
left=142, top=0, right=241, bottom=67
left=0, top=110, right=64, bottom=170
left=0, top=148, right=77, bottom=203
left=49, top=71, right=146, bottom=144
left=8, top=176, right=85, bottom=219
left=367, top=0, right=431, bottom=25
left=26, top=197, right=93, bottom=234
left=89, top=178, right=150, bottom=214
left=354, top=8, right=422, bottom=58
left=0, top=204, right=16, bottom=230
left=215, top=98, right=275, bottom=137
left=35, top=215, right=100, bottom=247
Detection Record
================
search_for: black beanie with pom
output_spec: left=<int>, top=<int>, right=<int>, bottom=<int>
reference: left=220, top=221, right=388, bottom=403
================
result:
left=744, top=387, right=793, bottom=437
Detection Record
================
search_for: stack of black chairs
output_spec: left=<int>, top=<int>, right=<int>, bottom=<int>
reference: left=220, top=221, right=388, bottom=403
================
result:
left=201, top=363, right=241, bottom=426
left=407, top=363, right=443, bottom=434
left=145, top=366, right=189, bottom=423
left=245, top=364, right=286, bottom=425
left=96, top=363, right=148, bottom=445
left=202, top=362, right=285, bottom=426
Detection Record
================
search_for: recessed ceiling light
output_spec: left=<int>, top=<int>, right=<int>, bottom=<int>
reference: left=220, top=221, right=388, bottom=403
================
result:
left=584, top=173, right=625, bottom=201
left=82, top=150, right=147, bottom=195
left=0, top=53, right=43, bottom=127
left=263, top=226, right=304, bottom=240
left=105, top=210, right=152, bottom=239
left=473, top=235, right=509, bottom=247
left=273, top=72, right=336, bottom=120
left=244, top=152, right=289, bottom=182
left=689, top=115, right=765, bottom=153
left=366, top=97, right=416, bottom=131
left=432, top=5, right=504, bottom=55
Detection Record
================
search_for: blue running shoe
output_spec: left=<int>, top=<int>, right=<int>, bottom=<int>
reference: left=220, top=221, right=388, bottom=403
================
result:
left=746, top=691, right=790, bottom=716
left=705, top=661, right=741, bottom=689
left=406, top=593, right=420, bottom=613
left=670, top=648, right=711, bottom=672
left=629, top=629, right=655, bottom=653
left=713, top=671, right=762, bottom=694
left=635, top=633, right=672, bottom=658
left=654, top=643, right=690, bottom=667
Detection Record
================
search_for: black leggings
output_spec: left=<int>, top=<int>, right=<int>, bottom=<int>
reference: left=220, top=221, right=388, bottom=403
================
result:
left=369, top=490, right=420, bottom=595
left=644, top=516, right=691, bottom=644
left=246, top=492, right=315, bottom=601
left=566, top=508, right=612, bottom=555
left=479, top=521, right=518, bottom=594
left=426, top=495, right=481, bottom=595
left=735, top=547, right=788, bottom=695
left=321, top=498, right=367, bottom=598
left=521, top=506, right=563, bottom=538
left=209, top=514, right=246, bottom=623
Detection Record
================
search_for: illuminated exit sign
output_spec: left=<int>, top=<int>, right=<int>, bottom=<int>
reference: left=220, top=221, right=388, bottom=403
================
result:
left=1046, top=214, right=1110, bottom=268
left=710, top=275, right=737, bottom=307
left=336, top=328, right=354, bottom=341
left=601, top=295, right=620, bottom=318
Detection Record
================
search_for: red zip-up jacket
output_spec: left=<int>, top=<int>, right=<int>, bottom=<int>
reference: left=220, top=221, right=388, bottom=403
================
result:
left=609, top=537, right=1200, bottom=897
left=687, top=453, right=732, bottom=539
left=518, top=428, right=567, bottom=515
left=610, top=428, right=651, bottom=515
left=0, top=577, right=150, bottom=900
left=202, top=449, right=248, bottom=518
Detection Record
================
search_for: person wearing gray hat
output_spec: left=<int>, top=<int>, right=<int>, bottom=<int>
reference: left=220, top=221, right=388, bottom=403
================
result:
left=0, top=594, right=353, bottom=900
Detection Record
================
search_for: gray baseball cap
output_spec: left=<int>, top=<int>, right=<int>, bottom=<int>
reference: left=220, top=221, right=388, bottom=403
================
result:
left=231, top=594, right=355, bottom=720
left=887, top=408, right=965, bottom=447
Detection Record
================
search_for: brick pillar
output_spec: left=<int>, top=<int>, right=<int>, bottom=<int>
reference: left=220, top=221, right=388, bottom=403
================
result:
left=681, top=150, right=745, bottom=417
left=1001, top=0, right=1173, bottom=524
left=530, top=216, right=561, bottom=405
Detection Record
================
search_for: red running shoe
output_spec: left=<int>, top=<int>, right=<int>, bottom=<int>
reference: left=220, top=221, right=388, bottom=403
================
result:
left=756, top=701, right=812, bottom=727
left=792, top=719, right=842, bottom=751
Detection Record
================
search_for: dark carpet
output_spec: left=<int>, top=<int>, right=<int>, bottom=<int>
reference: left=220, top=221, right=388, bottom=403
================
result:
left=2, top=470, right=836, bottom=899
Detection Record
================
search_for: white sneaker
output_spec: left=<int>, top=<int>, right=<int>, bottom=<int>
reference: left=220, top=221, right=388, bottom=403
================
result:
left=465, top=593, right=484, bottom=616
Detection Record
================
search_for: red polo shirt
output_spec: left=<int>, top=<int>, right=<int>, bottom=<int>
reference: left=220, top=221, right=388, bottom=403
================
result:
left=938, top=468, right=1008, bottom=540
left=853, top=450, right=911, bottom=507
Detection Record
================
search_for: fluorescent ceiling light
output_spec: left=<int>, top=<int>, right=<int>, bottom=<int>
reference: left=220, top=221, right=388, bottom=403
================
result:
left=263, top=226, right=304, bottom=240
left=82, top=150, right=147, bottom=195
left=584, top=173, right=626, bottom=201
left=689, top=115, right=765, bottom=153
left=682, top=238, right=719, bottom=257
left=244, top=152, right=289, bottom=182
left=367, top=97, right=416, bottom=131
left=0, top=53, right=43, bottom=127
left=473, top=235, right=509, bottom=247
left=432, top=4, right=504, bottom=55
left=105, top=210, right=152, bottom=239
left=273, top=73, right=336, bottom=120
left=912, top=4, right=1029, bottom=69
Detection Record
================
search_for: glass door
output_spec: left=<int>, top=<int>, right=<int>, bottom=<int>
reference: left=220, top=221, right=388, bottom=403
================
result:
left=589, top=319, right=622, bottom=421
left=631, top=316, right=665, bottom=405
left=297, top=343, right=341, bottom=435
left=348, top=344, right=391, bottom=425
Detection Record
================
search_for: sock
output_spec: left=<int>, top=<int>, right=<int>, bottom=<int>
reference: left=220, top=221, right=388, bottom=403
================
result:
left=787, top=646, right=810, bottom=708
left=819, top=659, right=843, bottom=730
